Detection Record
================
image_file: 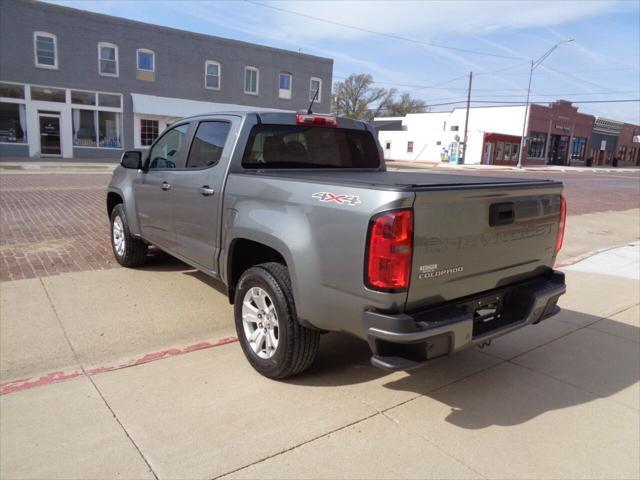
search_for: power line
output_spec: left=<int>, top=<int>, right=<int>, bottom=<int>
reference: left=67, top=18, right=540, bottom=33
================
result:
left=246, top=0, right=525, bottom=61
left=421, top=99, right=639, bottom=108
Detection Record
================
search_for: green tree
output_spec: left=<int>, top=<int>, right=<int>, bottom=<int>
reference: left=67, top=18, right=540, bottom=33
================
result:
left=331, top=74, right=396, bottom=121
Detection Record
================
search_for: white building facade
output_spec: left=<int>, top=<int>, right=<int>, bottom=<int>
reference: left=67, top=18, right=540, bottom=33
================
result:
left=375, top=101, right=597, bottom=167
left=374, top=106, right=526, bottom=165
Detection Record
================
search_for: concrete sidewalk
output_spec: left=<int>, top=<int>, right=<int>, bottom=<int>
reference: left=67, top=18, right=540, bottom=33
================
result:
left=1, top=244, right=639, bottom=479
left=0, top=161, right=116, bottom=174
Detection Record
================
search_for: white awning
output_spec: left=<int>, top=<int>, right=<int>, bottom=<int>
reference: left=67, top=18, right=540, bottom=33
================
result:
left=131, top=93, right=288, bottom=118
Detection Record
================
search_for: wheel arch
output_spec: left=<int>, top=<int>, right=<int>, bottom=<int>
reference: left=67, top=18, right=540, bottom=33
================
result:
left=106, top=190, right=123, bottom=217
left=226, top=237, right=289, bottom=304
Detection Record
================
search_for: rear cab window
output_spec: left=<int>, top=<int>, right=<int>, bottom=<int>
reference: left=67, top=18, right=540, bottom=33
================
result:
left=241, top=124, right=380, bottom=169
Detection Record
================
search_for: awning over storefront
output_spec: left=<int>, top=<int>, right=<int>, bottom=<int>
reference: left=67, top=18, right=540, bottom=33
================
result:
left=131, top=93, right=287, bottom=118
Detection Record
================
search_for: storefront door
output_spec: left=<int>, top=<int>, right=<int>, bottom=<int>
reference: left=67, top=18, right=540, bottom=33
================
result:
left=548, top=135, right=570, bottom=165
left=483, top=142, right=493, bottom=164
left=38, top=114, right=61, bottom=156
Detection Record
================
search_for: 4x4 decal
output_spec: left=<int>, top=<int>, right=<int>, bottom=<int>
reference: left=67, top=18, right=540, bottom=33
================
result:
left=312, top=192, right=361, bottom=206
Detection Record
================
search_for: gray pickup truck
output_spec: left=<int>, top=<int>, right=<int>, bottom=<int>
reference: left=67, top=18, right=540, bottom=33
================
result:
left=107, top=111, right=567, bottom=379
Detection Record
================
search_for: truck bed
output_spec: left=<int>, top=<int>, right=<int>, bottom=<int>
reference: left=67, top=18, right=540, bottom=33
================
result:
left=244, top=170, right=561, bottom=191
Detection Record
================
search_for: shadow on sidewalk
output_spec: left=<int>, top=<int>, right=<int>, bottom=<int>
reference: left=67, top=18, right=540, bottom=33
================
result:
left=290, top=308, right=639, bottom=429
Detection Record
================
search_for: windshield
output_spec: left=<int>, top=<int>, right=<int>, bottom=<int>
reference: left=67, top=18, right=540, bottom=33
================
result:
left=242, top=124, right=380, bottom=169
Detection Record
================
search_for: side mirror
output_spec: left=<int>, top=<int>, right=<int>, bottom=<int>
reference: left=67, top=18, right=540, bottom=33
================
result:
left=121, top=150, right=142, bottom=169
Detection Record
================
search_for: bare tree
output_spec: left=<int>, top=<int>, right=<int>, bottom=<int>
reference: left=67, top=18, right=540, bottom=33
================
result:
left=332, top=74, right=396, bottom=121
left=385, top=92, right=429, bottom=117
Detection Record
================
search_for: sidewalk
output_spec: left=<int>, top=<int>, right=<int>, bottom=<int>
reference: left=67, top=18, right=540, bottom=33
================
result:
left=1, top=244, right=638, bottom=479
left=387, top=159, right=640, bottom=174
left=0, top=161, right=117, bottom=174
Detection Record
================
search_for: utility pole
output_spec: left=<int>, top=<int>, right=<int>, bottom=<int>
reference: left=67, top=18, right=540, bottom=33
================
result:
left=461, top=71, right=473, bottom=164
left=517, top=38, right=574, bottom=168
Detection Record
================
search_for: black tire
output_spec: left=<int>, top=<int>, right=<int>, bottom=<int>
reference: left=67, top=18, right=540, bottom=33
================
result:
left=110, top=204, right=148, bottom=267
left=234, top=262, right=320, bottom=379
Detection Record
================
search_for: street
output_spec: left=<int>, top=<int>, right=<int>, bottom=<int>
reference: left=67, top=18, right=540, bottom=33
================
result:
left=1, top=167, right=639, bottom=479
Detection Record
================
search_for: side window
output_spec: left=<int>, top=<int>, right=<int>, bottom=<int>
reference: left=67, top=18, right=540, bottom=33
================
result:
left=186, top=121, right=231, bottom=168
left=148, top=124, right=189, bottom=169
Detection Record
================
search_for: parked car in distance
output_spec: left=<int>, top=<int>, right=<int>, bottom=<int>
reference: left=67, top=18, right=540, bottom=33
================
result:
left=107, top=111, right=567, bottom=378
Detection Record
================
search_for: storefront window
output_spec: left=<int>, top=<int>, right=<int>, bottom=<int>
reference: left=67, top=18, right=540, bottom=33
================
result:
left=512, top=143, right=520, bottom=161
left=504, top=143, right=512, bottom=161
left=71, top=90, right=96, bottom=106
left=496, top=142, right=504, bottom=161
left=98, top=111, right=122, bottom=148
left=528, top=132, right=546, bottom=158
left=30, top=86, right=65, bottom=102
left=72, top=109, right=97, bottom=147
left=571, top=137, right=587, bottom=161
left=98, top=93, right=121, bottom=108
left=141, top=119, right=159, bottom=146
left=0, top=83, right=25, bottom=99
left=0, top=103, right=27, bottom=143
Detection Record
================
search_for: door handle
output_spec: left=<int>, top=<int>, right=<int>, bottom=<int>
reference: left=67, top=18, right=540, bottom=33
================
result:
left=198, top=186, right=215, bottom=196
left=161, top=182, right=171, bottom=191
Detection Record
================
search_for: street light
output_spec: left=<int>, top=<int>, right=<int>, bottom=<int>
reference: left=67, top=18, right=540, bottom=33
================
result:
left=516, top=38, right=574, bottom=169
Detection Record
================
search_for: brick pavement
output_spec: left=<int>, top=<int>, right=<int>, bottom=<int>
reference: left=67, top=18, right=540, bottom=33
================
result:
left=0, top=174, right=112, bottom=282
left=1, top=169, right=638, bottom=282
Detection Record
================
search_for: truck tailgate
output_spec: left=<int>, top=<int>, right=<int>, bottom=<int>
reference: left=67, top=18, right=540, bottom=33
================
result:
left=407, top=181, right=563, bottom=311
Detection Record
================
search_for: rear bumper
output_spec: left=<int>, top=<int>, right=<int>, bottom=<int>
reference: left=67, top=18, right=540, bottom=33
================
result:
left=365, top=270, right=566, bottom=370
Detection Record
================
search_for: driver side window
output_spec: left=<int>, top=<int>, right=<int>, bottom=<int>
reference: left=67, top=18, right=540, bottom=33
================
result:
left=148, top=124, right=190, bottom=169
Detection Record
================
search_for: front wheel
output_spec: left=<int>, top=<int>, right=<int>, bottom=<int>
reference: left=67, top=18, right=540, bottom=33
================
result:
left=234, top=262, right=320, bottom=379
left=110, top=204, right=147, bottom=267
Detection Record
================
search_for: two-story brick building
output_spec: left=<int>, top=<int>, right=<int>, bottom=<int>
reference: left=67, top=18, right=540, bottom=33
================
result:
left=0, top=0, right=333, bottom=159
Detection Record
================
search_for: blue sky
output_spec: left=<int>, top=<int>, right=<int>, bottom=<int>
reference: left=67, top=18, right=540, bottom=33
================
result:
left=47, top=0, right=640, bottom=123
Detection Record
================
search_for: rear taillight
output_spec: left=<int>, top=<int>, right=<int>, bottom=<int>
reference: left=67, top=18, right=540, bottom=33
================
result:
left=366, top=209, right=413, bottom=291
left=555, top=196, right=567, bottom=253
left=295, top=114, right=337, bottom=127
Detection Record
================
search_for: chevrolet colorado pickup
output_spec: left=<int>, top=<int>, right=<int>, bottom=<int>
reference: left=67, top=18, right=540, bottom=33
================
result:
left=107, top=111, right=567, bottom=379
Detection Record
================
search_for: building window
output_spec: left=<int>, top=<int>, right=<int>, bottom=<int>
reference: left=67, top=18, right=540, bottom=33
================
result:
left=72, top=110, right=97, bottom=147
left=504, top=143, right=512, bottom=161
left=70, top=90, right=123, bottom=149
left=98, top=42, right=119, bottom=76
left=309, top=77, right=322, bottom=102
left=528, top=132, right=546, bottom=158
left=141, top=119, right=159, bottom=146
left=0, top=82, right=25, bottom=99
left=34, top=32, right=58, bottom=69
left=30, top=86, right=65, bottom=102
left=98, top=111, right=122, bottom=148
left=407, top=141, right=414, bottom=153
left=450, top=125, right=459, bottom=131
left=205, top=61, right=221, bottom=90
left=571, top=137, right=587, bottom=161
left=137, top=49, right=155, bottom=72
left=71, top=90, right=96, bottom=106
left=279, top=72, right=292, bottom=99
left=496, top=142, right=504, bottom=161
left=244, top=67, right=259, bottom=95
left=0, top=103, right=27, bottom=143
left=512, top=143, right=520, bottom=161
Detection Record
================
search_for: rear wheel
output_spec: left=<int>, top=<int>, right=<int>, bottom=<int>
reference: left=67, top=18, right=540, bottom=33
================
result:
left=110, top=204, right=147, bottom=267
left=234, top=262, right=320, bottom=379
